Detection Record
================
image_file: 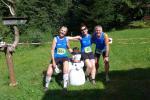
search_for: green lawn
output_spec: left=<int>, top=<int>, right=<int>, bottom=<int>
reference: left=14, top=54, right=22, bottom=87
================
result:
left=0, top=28, right=150, bottom=100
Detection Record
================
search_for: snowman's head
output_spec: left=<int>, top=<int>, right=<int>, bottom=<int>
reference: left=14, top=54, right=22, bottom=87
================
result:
left=73, top=47, right=80, bottom=53
left=72, top=47, right=81, bottom=61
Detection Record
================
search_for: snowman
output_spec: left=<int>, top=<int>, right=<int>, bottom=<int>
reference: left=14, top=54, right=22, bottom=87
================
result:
left=69, top=47, right=85, bottom=86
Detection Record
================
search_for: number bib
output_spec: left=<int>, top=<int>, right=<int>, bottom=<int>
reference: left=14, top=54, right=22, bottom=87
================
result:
left=95, top=49, right=105, bottom=54
left=84, top=46, right=92, bottom=53
left=57, top=48, right=66, bottom=55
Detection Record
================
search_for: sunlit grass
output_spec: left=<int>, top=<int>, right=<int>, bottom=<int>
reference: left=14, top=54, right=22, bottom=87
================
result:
left=0, top=28, right=150, bottom=100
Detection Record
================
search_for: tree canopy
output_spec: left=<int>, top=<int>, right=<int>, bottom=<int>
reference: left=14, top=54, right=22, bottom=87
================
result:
left=0, top=0, right=149, bottom=34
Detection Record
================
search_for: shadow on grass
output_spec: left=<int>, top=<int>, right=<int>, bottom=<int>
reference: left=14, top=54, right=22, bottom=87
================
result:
left=42, top=89, right=102, bottom=100
left=96, top=67, right=150, bottom=82
left=42, top=67, right=150, bottom=100
left=96, top=67, right=150, bottom=100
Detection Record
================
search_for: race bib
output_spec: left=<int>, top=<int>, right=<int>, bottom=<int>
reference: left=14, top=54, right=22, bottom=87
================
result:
left=84, top=46, right=92, bottom=53
left=95, top=49, right=106, bottom=54
left=95, top=49, right=105, bottom=54
left=57, top=48, right=66, bottom=55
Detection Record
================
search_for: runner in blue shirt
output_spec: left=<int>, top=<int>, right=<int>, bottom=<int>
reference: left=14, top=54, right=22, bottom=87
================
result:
left=92, top=25, right=110, bottom=82
left=70, top=25, right=96, bottom=84
left=44, top=26, right=72, bottom=92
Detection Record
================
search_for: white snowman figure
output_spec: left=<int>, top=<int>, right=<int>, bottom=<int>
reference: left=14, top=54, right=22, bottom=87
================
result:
left=69, top=47, right=85, bottom=86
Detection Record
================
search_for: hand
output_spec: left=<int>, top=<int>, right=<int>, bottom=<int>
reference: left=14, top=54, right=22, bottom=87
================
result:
left=52, top=61, right=56, bottom=68
left=55, top=65, right=61, bottom=73
left=104, top=56, right=109, bottom=63
left=77, top=36, right=82, bottom=40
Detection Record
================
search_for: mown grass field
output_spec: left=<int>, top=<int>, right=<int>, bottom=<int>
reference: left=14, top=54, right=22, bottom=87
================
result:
left=0, top=28, right=150, bottom=100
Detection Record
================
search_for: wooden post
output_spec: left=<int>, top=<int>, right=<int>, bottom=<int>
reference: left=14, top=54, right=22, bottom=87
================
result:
left=1, top=0, right=27, bottom=86
left=5, top=47, right=17, bottom=86
left=5, top=25, right=19, bottom=86
left=1, top=0, right=18, bottom=86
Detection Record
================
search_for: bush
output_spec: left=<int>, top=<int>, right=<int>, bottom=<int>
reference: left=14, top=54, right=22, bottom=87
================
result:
left=128, top=20, right=150, bottom=28
left=0, top=19, right=12, bottom=43
left=19, top=28, right=54, bottom=47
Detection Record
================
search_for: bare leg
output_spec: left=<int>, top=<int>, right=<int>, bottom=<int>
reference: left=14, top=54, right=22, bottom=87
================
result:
left=104, top=61, right=110, bottom=76
left=85, top=59, right=92, bottom=76
left=45, top=64, right=53, bottom=91
left=63, top=60, right=69, bottom=88
left=90, top=59, right=96, bottom=84
left=95, top=56, right=100, bottom=73
left=103, top=57, right=110, bottom=82
left=90, top=59, right=96, bottom=80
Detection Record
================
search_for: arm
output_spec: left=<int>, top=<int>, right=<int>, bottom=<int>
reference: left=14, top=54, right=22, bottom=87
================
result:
left=67, top=40, right=73, bottom=53
left=51, top=38, right=56, bottom=67
left=91, top=34, right=95, bottom=44
left=67, top=36, right=81, bottom=41
left=104, top=33, right=109, bottom=62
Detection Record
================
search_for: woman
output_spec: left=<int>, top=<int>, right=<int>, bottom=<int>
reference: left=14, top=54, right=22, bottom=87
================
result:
left=71, top=25, right=96, bottom=84
left=44, top=26, right=72, bottom=92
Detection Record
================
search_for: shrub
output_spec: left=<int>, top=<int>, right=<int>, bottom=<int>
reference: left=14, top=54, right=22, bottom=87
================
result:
left=0, top=19, right=12, bottom=43
left=128, top=20, right=150, bottom=28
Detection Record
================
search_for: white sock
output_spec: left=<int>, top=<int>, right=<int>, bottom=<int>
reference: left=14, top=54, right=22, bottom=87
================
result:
left=45, top=76, right=51, bottom=88
left=106, top=74, right=110, bottom=81
left=106, top=74, right=109, bottom=78
left=63, top=73, right=69, bottom=88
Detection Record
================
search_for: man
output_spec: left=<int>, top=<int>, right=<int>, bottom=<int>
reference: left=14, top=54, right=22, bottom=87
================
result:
left=92, top=25, right=110, bottom=82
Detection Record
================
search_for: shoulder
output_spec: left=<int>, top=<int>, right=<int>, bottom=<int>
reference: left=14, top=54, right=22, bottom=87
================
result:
left=65, top=36, right=69, bottom=42
left=87, top=34, right=92, bottom=38
left=88, top=33, right=91, bottom=36
left=54, top=37, right=57, bottom=42
left=104, top=32, right=108, bottom=38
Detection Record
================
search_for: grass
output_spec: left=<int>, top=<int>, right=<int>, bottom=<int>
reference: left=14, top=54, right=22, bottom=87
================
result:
left=0, top=28, right=150, bottom=100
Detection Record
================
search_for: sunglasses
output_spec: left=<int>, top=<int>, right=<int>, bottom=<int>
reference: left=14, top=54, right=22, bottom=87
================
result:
left=81, top=27, right=87, bottom=31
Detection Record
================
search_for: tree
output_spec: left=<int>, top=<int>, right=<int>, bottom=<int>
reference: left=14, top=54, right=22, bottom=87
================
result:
left=0, top=0, right=19, bottom=86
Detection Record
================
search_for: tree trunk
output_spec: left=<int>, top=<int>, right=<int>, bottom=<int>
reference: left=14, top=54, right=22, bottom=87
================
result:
left=1, top=0, right=18, bottom=86
left=5, top=49, right=17, bottom=86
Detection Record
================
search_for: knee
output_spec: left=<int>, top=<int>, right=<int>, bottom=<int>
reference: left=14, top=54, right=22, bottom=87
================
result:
left=63, top=66, right=69, bottom=74
left=47, top=71, right=52, bottom=76
left=46, top=65, right=53, bottom=76
left=87, top=64, right=93, bottom=69
left=47, top=69, right=53, bottom=75
left=63, top=71, right=68, bottom=74
left=104, top=61, right=109, bottom=65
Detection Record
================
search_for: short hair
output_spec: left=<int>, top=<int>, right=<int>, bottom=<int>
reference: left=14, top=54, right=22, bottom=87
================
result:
left=80, top=25, right=87, bottom=30
left=73, top=47, right=80, bottom=53
left=60, top=26, right=68, bottom=32
left=94, top=25, right=102, bottom=31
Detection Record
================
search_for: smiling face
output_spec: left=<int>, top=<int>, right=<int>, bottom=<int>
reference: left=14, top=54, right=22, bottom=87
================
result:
left=95, top=26, right=103, bottom=37
left=59, top=26, right=68, bottom=38
left=81, top=26, right=88, bottom=35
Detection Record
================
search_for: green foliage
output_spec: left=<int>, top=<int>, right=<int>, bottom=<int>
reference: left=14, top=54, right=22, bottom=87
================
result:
left=16, top=0, right=72, bottom=32
left=88, top=0, right=115, bottom=27
left=0, top=18, right=13, bottom=42
left=0, top=0, right=150, bottom=34
left=0, top=1, right=10, bottom=16
left=128, top=20, right=150, bottom=28
left=0, top=19, right=10, bottom=36
left=19, top=27, right=53, bottom=44
left=115, top=0, right=148, bottom=21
